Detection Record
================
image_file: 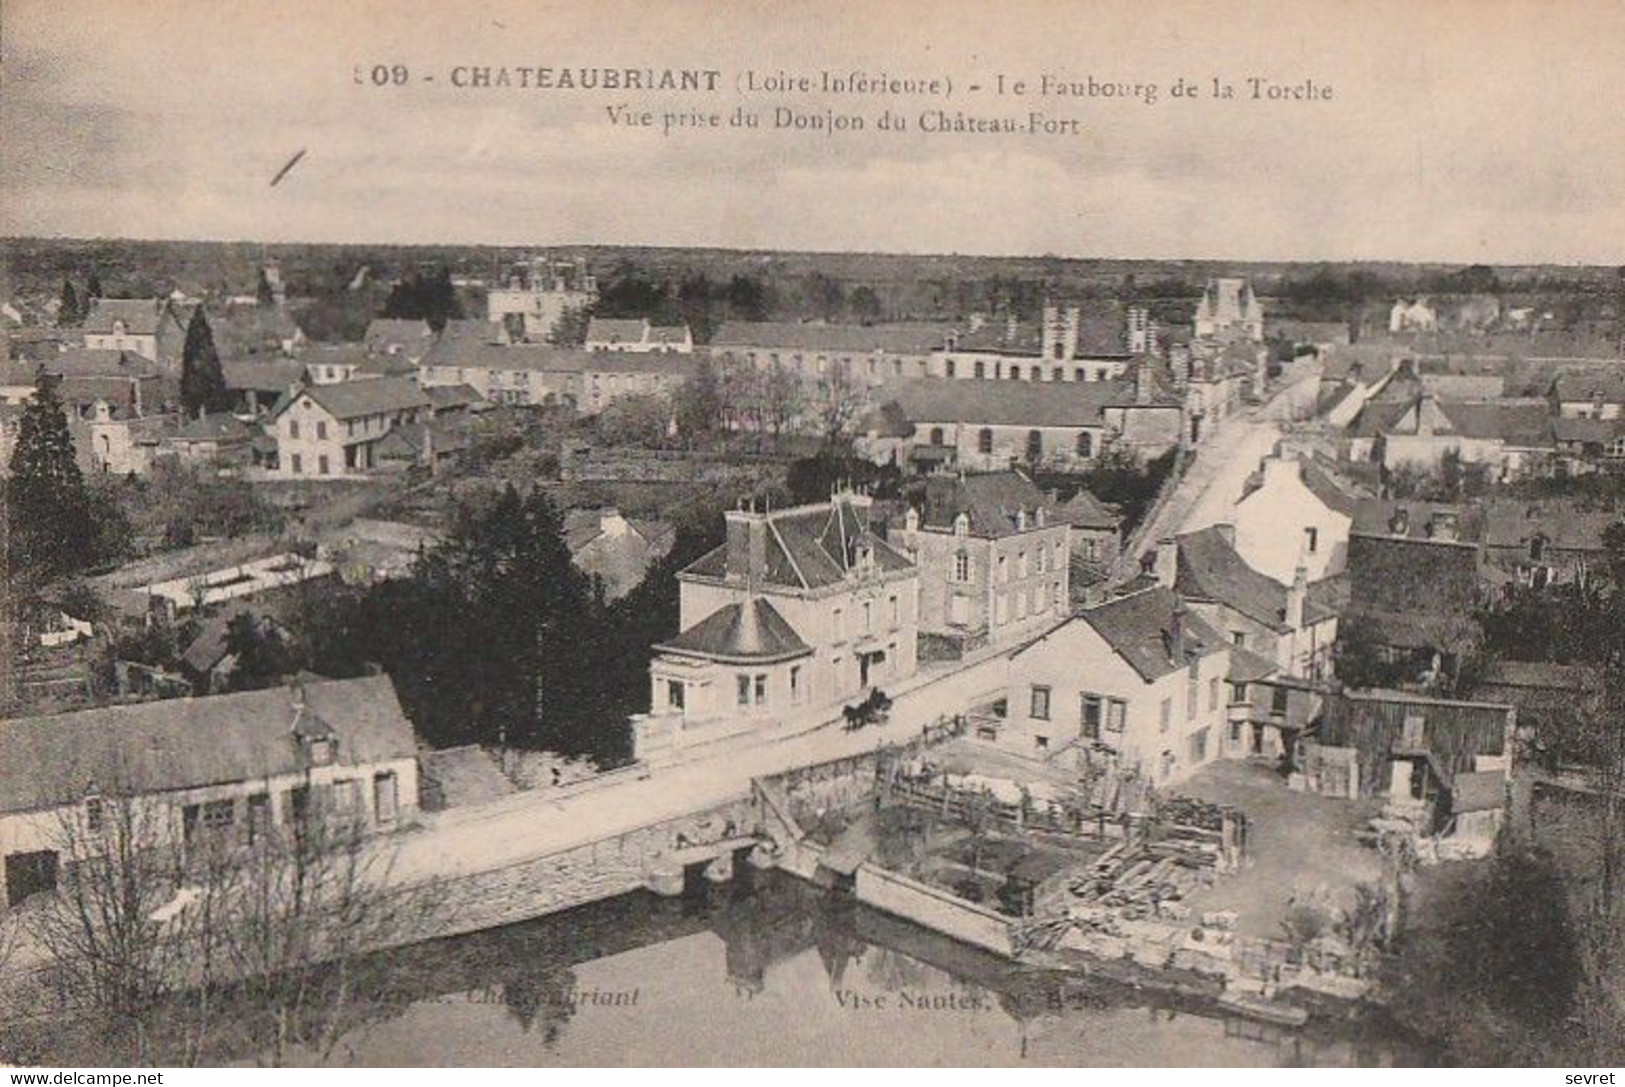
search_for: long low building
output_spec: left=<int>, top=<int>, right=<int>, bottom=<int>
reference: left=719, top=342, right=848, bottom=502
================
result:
left=860, top=373, right=1184, bottom=471
left=0, top=675, right=421, bottom=909
left=418, top=339, right=696, bottom=412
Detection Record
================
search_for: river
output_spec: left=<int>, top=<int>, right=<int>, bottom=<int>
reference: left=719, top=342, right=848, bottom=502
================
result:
left=310, top=867, right=1418, bottom=1067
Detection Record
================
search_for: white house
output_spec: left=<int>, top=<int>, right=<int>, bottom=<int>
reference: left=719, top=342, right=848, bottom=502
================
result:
left=637, top=492, right=919, bottom=752
left=0, top=676, right=420, bottom=909
left=486, top=256, right=597, bottom=341
left=997, top=587, right=1233, bottom=783
left=1193, top=278, right=1264, bottom=343
left=81, top=298, right=187, bottom=366
left=1231, top=455, right=1360, bottom=583
left=267, top=376, right=432, bottom=478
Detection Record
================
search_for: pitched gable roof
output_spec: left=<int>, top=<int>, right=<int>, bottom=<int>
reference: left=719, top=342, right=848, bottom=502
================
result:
left=710, top=321, right=950, bottom=355
left=0, top=675, right=416, bottom=816
left=82, top=298, right=167, bottom=336
left=1071, top=586, right=1226, bottom=682
left=912, top=470, right=1058, bottom=537
left=883, top=378, right=1130, bottom=428
left=1175, top=526, right=1333, bottom=631
left=281, top=375, right=429, bottom=421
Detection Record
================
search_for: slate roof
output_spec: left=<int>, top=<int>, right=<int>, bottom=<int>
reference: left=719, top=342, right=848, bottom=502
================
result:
left=1056, top=487, right=1121, bottom=531
left=1479, top=660, right=1604, bottom=693
left=912, top=470, right=1059, bottom=537
left=1482, top=500, right=1619, bottom=552
left=1069, top=585, right=1227, bottom=682
left=283, top=375, right=430, bottom=421
left=364, top=318, right=431, bottom=351
left=420, top=339, right=592, bottom=373
left=82, top=298, right=167, bottom=336
left=583, top=352, right=699, bottom=376
left=1174, top=526, right=1335, bottom=631
left=710, top=321, right=950, bottom=355
left=1298, top=458, right=1367, bottom=516
left=170, top=412, right=257, bottom=444
left=1350, top=499, right=1482, bottom=542
left=181, top=602, right=268, bottom=674
left=656, top=597, right=813, bottom=663
left=883, top=378, right=1131, bottom=428
left=1551, top=369, right=1625, bottom=404
left=682, top=499, right=913, bottom=592
left=1228, top=644, right=1281, bottom=683
left=223, top=359, right=308, bottom=394
left=0, top=675, right=417, bottom=816
left=1552, top=416, right=1625, bottom=444
left=424, top=383, right=484, bottom=411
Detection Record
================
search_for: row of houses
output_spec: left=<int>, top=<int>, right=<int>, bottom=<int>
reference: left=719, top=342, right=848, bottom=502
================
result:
left=1320, top=342, right=1625, bottom=477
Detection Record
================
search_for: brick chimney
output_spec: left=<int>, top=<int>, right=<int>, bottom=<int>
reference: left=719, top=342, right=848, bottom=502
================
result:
left=1164, top=602, right=1186, bottom=662
left=724, top=506, right=769, bottom=589
left=1154, top=537, right=1178, bottom=588
left=1285, top=563, right=1307, bottom=630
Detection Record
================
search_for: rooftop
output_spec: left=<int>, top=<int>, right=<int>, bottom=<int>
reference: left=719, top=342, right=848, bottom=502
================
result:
left=710, top=320, right=951, bottom=355
left=656, top=597, right=813, bottom=664
left=1057, top=585, right=1227, bottom=682
left=0, top=675, right=417, bottom=816
left=284, top=375, right=430, bottom=421
left=1174, top=526, right=1334, bottom=631
left=881, top=377, right=1136, bottom=428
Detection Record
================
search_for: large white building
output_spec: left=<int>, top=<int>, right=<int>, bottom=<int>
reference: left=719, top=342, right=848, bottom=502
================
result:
left=486, top=256, right=597, bottom=341
left=638, top=493, right=919, bottom=752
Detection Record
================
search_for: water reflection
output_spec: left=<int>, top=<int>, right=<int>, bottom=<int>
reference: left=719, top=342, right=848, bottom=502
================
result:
left=316, top=867, right=1419, bottom=1067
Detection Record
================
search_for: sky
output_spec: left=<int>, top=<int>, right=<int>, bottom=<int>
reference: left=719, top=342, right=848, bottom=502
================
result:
left=2, top=0, right=1623, bottom=264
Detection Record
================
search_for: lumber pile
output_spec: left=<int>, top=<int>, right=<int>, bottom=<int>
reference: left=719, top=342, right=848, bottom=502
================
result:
left=1063, top=837, right=1222, bottom=922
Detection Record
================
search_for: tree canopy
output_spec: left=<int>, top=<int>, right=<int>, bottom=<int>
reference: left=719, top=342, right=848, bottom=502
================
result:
left=179, top=307, right=230, bottom=418
left=5, top=371, right=105, bottom=581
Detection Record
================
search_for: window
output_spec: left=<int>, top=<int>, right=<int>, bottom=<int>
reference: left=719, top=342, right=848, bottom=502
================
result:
left=1304, top=527, right=1319, bottom=554
left=1035, top=736, right=1050, bottom=751
left=1017, top=551, right=1029, bottom=578
left=289, top=420, right=300, bottom=440
left=316, top=421, right=328, bottom=440
left=1081, top=694, right=1103, bottom=739
left=667, top=680, right=685, bottom=710
left=1160, top=697, right=1172, bottom=733
left=789, top=666, right=801, bottom=702
left=318, top=455, right=330, bottom=475
left=202, top=799, right=235, bottom=830
left=889, top=594, right=900, bottom=627
left=372, top=774, right=399, bottom=824
left=1232, top=631, right=1246, bottom=648
left=929, top=426, right=944, bottom=445
left=833, top=608, right=844, bottom=639
left=1031, top=685, right=1051, bottom=720
left=245, top=792, right=271, bottom=841
left=1189, top=727, right=1209, bottom=764
left=70, top=791, right=103, bottom=839
left=333, top=779, right=360, bottom=815
left=863, top=601, right=873, bottom=632
left=945, top=359, right=956, bottom=378
left=1187, top=661, right=1200, bottom=719
left=291, top=453, right=303, bottom=474
left=1230, top=681, right=1248, bottom=705
left=1076, top=431, right=1093, bottom=457
left=1075, top=368, right=1086, bottom=382
left=737, top=674, right=752, bottom=707
left=1009, top=367, right=1022, bottom=381
left=953, top=551, right=971, bottom=583
left=978, top=428, right=993, bottom=454
left=754, top=674, right=768, bottom=705
left=997, top=555, right=1008, bottom=583
left=1105, top=699, right=1127, bottom=733
left=1035, top=547, right=1046, bottom=574
left=1209, top=677, right=1220, bottom=711
left=973, top=360, right=985, bottom=379
left=1026, top=430, right=1043, bottom=461
left=1273, top=686, right=1291, bottom=715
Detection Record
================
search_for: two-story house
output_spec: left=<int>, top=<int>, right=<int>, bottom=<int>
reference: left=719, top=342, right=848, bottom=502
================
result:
left=888, top=471, right=1072, bottom=651
left=1159, top=527, right=1339, bottom=680
left=81, top=298, right=187, bottom=369
left=998, top=587, right=1232, bottom=782
left=640, top=492, right=919, bottom=744
left=267, top=376, right=432, bottom=478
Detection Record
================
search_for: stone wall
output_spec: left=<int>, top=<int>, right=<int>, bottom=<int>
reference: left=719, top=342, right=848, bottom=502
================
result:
left=407, top=794, right=760, bottom=944
left=853, top=863, right=1013, bottom=957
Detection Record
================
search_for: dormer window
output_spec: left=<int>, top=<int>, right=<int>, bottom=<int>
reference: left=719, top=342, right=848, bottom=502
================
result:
left=307, top=737, right=335, bottom=766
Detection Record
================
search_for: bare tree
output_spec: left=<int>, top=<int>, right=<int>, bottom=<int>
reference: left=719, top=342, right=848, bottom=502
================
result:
left=25, top=778, right=444, bottom=1066
left=813, top=365, right=866, bottom=452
